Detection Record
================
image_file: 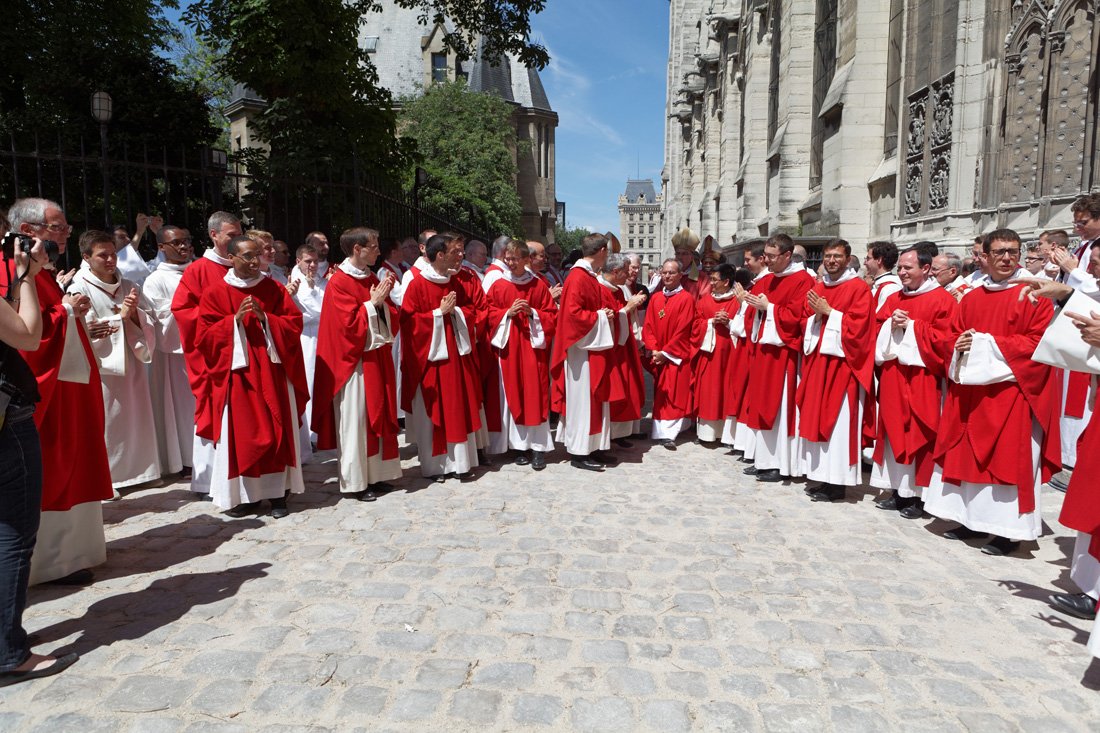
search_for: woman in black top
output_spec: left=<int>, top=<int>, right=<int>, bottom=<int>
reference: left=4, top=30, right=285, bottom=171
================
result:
left=0, top=224, right=78, bottom=687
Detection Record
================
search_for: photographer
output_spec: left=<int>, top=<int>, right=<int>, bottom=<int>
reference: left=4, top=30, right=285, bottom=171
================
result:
left=0, top=214, right=78, bottom=686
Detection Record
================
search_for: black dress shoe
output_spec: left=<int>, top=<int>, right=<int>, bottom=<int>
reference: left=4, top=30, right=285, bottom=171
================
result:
left=570, top=457, right=604, bottom=472
left=942, top=525, right=987, bottom=541
left=368, top=481, right=396, bottom=495
left=225, top=501, right=261, bottom=518
left=612, top=438, right=633, bottom=448
left=515, top=452, right=531, bottom=466
left=875, top=492, right=900, bottom=511
left=591, top=450, right=618, bottom=466
left=980, top=536, right=1020, bottom=556
left=809, top=484, right=845, bottom=502
left=45, top=569, right=94, bottom=586
left=738, top=456, right=754, bottom=464
left=269, top=497, right=290, bottom=519
left=355, top=490, right=378, bottom=502
left=477, top=449, right=493, bottom=466
left=0, top=653, right=79, bottom=688
left=743, top=465, right=759, bottom=475
left=531, top=451, right=546, bottom=471
left=755, top=469, right=783, bottom=482
left=432, top=474, right=446, bottom=484
left=1049, top=592, right=1098, bottom=620
left=454, top=471, right=476, bottom=481
left=898, top=500, right=925, bottom=519
left=661, top=439, right=677, bottom=451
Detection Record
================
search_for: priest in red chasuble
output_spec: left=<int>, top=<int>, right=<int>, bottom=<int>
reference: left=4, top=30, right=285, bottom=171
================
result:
left=643, top=259, right=698, bottom=448
left=483, top=239, right=558, bottom=469
left=692, top=264, right=741, bottom=446
left=400, top=233, right=483, bottom=481
left=740, top=233, right=816, bottom=482
left=599, top=254, right=647, bottom=444
left=550, top=233, right=618, bottom=471
left=195, top=234, right=308, bottom=518
left=794, top=239, right=874, bottom=502
left=924, top=229, right=1061, bottom=556
left=870, top=247, right=958, bottom=518
left=312, top=227, right=401, bottom=502
left=170, top=210, right=241, bottom=498
left=730, top=244, right=771, bottom=456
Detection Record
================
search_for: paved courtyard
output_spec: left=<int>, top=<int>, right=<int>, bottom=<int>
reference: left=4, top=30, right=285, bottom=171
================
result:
left=2, top=437, right=1099, bottom=731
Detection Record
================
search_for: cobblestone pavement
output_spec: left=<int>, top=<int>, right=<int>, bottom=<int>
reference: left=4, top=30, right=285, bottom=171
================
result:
left=3, top=436, right=1099, bottom=731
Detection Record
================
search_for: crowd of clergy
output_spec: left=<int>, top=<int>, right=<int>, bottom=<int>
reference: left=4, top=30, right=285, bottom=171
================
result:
left=4, top=192, right=1100, bottom=665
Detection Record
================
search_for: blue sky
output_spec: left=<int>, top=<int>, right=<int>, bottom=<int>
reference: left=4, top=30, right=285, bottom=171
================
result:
left=532, top=1, right=669, bottom=235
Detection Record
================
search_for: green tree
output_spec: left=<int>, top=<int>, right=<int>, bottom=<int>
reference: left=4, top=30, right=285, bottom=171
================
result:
left=399, top=81, right=523, bottom=237
left=0, top=1, right=216, bottom=151
left=554, top=224, right=590, bottom=256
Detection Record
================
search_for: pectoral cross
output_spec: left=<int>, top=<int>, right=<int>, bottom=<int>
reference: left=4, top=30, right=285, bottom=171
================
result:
left=658, top=309, right=665, bottom=319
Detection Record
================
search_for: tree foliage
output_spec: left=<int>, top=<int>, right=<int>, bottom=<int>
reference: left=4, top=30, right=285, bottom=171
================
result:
left=554, top=224, right=590, bottom=256
left=399, top=81, right=523, bottom=237
left=0, top=1, right=217, bottom=152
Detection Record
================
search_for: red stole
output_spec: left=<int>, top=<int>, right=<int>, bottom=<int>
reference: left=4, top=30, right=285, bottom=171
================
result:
left=1061, top=409, right=1100, bottom=560
left=794, top=277, right=874, bottom=463
left=195, top=277, right=308, bottom=478
left=312, top=268, right=399, bottom=460
left=485, top=275, right=558, bottom=425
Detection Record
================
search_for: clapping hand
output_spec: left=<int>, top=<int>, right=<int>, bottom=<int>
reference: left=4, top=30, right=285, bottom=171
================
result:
left=87, top=319, right=118, bottom=340
left=370, top=273, right=394, bottom=307
left=745, top=292, right=769, bottom=312
left=286, top=279, right=301, bottom=297
left=807, top=290, right=832, bottom=317
left=119, top=287, right=140, bottom=324
left=55, top=268, right=76, bottom=289
left=63, top=292, right=91, bottom=318
left=549, top=284, right=563, bottom=300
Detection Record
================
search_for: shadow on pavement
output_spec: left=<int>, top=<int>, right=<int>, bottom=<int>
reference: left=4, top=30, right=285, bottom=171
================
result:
left=31, top=562, right=272, bottom=655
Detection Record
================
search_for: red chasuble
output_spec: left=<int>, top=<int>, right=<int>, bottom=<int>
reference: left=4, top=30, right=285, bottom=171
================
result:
left=311, top=267, right=399, bottom=460
left=606, top=285, right=645, bottom=423
left=794, top=277, right=875, bottom=464
left=643, top=288, right=699, bottom=420
left=932, top=286, right=1061, bottom=512
left=729, top=274, right=772, bottom=419
left=400, top=273, right=483, bottom=455
left=195, top=276, right=308, bottom=478
left=740, top=269, right=816, bottom=433
left=872, top=286, right=958, bottom=486
left=485, top=275, right=558, bottom=425
left=18, top=270, right=112, bottom=510
left=691, top=294, right=738, bottom=422
left=171, top=255, right=231, bottom=436
left=1060, top=409, right=1100, bottom=560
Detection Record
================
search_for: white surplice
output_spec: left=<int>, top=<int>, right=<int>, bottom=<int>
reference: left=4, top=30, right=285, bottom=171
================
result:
left=289, top=265, right=325, bottom=453
left=70, top=270, right=162, bottom=488
left=142, top=261, right=194, bottom=473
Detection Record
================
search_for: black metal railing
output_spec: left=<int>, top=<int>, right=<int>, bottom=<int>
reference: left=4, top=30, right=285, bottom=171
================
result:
left=2, top=132, right=489, bottom=270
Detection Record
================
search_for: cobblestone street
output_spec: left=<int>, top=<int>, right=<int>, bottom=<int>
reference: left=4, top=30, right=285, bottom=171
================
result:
left=2, top=438, right=1099, bottom=731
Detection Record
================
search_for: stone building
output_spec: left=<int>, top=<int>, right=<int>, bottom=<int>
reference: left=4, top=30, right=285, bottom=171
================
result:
left=660, top=0, right=1100, bottom=261
left=358, top=2, right=559, bottom=242
left=618, top=179, right=665, bottom=271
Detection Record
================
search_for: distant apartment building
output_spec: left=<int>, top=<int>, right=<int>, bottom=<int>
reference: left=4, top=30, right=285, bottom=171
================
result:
left=618, top=179, right=665, bottom=271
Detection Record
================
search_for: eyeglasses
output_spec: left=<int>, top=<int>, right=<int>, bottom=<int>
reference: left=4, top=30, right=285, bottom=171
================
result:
left=232, top=252, right=261, bottom=262
left=1023, top=256, right=1044, bottom=263
left=1073, top=217, right=1094, bottom=228
left=989, top=248, right=1021, bottom=259
left=162, top=237, right=193, bottom=248
left=31, top=222, right=73, bottom=235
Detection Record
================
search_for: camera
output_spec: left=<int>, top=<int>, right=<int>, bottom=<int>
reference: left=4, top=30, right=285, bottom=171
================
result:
left=2, top=232, right=60, bottom=264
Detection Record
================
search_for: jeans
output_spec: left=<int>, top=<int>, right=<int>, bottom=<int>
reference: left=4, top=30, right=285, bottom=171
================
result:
left=0, top=406, right=42, bottom=671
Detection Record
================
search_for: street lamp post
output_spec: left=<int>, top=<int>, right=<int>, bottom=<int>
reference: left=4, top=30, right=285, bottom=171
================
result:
left=412, top=166, right=429, bottom=234
left=91, top=91, right=113, bottom=227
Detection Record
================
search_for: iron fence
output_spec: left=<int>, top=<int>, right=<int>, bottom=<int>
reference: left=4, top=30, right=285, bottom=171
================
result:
left=1, top=132, right=490, bottom=270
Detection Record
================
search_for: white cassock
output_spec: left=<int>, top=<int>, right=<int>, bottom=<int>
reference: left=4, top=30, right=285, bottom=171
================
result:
left=556, top=260, right=613, bottom=455
left=115, top=243, right=152, bottom=287
left=798, top=300, right=863, bottom=487
left=331, top=261, right=402, bottom=492
left=142, top=261, right=194, bottom=473
left=1060, top=267, right=1097, bottom=468
left=69, top=271, right=162, bottom=488
left=289, top=266, right=325, bottom=452
left=487, top=269, right=554, bottom=454
left=210, top=272, right=305, bottom=509
left=265, top=267, right=289, bottom=286
left=922, top=334, right=1043, bottom=541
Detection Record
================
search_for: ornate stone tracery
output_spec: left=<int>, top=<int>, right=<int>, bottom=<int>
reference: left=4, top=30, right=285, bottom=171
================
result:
left=904, top=74, right=953, bottom=216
